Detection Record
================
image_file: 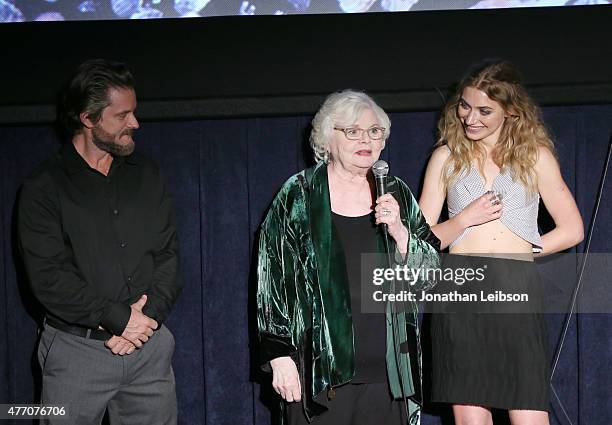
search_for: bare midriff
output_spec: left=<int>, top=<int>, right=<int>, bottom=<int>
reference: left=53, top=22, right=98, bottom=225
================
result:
left=450, top=219, right=533, bottom=260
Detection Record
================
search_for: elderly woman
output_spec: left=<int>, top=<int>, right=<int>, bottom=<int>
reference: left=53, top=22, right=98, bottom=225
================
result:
left=419, top=61, right=584, bottom=425
left=257, top=90, right=440, bottom=425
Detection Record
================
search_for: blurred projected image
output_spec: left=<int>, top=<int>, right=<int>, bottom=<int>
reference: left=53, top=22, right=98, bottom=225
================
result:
left=1, top=0, right=610, bottom=22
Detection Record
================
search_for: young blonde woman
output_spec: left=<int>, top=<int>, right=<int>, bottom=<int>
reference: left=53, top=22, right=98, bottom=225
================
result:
left=419, top=60, right=584, bottom=425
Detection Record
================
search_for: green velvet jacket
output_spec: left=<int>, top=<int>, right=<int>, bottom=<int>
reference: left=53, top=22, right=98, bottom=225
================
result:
left=257, top=162, right=440, bottom=423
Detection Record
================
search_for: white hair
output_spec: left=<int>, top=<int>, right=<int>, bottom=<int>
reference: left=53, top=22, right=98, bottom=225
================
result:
left=309, top=90, right=391, bottom=163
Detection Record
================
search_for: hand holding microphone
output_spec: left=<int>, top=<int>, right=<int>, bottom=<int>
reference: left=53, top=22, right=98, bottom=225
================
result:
left=373, top=160, right=410, bottom=253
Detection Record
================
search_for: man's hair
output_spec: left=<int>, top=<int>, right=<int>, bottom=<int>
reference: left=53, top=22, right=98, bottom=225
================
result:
left=59, top=59, right=134, bottom=135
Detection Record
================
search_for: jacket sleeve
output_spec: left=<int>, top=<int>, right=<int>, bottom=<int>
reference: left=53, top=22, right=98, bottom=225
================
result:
left=141, top=168, right=182, bottom=325
left=256, top=197, right=299, bottom=371
left=18, top=176, right=131, bottom=335
left=399, top=180, right=441, bottom=292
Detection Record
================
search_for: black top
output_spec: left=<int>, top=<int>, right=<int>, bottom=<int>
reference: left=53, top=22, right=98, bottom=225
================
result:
left=332, top=211, right=386, bottom=383
left=17, top=142, right=181, bottom=336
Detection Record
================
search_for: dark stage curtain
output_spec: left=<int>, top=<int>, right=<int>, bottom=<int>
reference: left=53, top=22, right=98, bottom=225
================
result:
left=1, top=105, right=610, bottom=425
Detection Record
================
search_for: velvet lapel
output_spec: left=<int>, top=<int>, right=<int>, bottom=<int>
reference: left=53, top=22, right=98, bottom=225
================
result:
left=307, top=163, right=354, bottom=385
left=375, top=177, right=418, bottom=401
left=375, top=177, right=398, bottom=267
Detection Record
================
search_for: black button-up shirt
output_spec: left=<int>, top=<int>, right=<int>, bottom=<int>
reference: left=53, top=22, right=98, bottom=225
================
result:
left=18, top=142, right=181, bottom=336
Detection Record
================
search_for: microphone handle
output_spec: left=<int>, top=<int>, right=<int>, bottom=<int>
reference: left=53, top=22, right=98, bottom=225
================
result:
left=375, top=175, right=388, bottom=237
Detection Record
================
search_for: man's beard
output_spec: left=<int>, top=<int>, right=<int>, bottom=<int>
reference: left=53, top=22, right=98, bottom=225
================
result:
left=92, top=125, right=135, bottom=157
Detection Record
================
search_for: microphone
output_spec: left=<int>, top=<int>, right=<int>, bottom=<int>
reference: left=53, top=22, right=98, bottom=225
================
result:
left=372, top=160, right=389, bottom=237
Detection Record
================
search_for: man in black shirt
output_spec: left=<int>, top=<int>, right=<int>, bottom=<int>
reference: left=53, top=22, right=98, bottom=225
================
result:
left=18, top=59, right=181, bottom=424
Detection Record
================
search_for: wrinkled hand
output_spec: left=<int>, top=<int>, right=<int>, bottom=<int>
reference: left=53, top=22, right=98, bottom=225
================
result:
left=121, top=295, right=158, bottom=348
left=375, top=194, right=409, bottom=252
left=105, top=335, right=136, bottom=355
left=270, top=356, right=301, bottom=402
left=457, top=192, right=503, bottom=228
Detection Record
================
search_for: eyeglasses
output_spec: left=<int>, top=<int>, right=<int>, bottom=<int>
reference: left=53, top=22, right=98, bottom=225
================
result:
left=334, top=126, right=386, bottom=141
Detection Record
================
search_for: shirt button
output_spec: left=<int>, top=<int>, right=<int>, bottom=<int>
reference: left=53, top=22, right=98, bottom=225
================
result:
left=120, top=242, right=127, bottom=248
left=113, top=209, right=119, bottom=215
left=127, top=275, right=133, bottom=282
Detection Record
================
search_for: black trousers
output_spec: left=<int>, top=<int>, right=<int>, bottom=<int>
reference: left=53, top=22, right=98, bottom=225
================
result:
left=286, top=382, right=407, bottom=425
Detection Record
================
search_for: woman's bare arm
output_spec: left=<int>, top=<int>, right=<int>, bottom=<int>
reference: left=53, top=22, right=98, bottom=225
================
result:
left=419, top=146, right=502, bottom=250
left=535, top=146, right=584, bottom=256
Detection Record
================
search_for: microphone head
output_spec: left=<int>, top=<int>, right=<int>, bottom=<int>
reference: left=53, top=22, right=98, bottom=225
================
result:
left=372, top=160, right=389, bottom=177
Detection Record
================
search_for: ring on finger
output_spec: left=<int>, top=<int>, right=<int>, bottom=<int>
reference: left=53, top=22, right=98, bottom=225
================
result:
left=382, top=208, right=391, bottom=216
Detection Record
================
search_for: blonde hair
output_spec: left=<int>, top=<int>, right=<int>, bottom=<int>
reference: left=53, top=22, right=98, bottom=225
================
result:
left=310, top=90, right=390, bottom=163
left=437, top=60, right=554, bottom=193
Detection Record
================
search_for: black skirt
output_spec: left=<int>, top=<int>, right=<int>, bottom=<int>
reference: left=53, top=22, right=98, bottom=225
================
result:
left=429, top=255, right=550, bottom=411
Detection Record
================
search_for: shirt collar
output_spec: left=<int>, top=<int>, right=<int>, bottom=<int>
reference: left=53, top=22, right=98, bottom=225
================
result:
left=61, top=142, right=140, bottom=175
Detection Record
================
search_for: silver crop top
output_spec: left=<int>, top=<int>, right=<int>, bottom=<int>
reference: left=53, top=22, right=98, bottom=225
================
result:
left=447, top=166, right=542, bottom=250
